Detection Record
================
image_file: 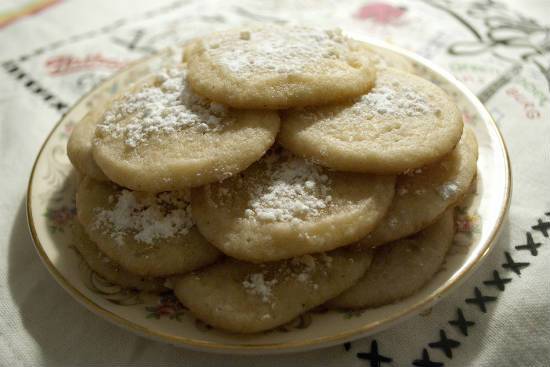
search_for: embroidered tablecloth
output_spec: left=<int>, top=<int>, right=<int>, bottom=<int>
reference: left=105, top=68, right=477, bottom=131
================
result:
left=1, top=0, right=549, bottom=366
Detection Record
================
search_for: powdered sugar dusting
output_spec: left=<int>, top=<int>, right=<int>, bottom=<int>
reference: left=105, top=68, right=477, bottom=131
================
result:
left=97, top=67, right=228, bottom=148
left=245, top=153, right=332, bottom=223
left=94, top=189, right=193, bottom=245
left=242, top=273, right=278, bottom=303
left=204, top=26, right=354, bottom=76
left=353, top=81, right=431, bottom=119
left=241, top=253, right=334, bottom=304
left=437, top=181, right=459, bottom=200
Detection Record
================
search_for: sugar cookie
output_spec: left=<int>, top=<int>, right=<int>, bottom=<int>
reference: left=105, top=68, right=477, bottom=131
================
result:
left=328, top=209, right=454, bottom=309
left=279, top=68, right=463, bottom=173
left=185, top=25, right=376, bottom=109
left=360, top=128, right=477, bottom=247
left=76, top=177, right=221, bottom=277
left=191, top=149, right=395, bottom=263
left=173, top=247, right=373, bottom=333
left=71, top=221, right=166, bottom=292
left=93, top=66, right=280, bottom=192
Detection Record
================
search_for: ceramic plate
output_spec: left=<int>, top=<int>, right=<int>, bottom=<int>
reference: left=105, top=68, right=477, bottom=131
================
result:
left=27, top=42, right=511, bottom=354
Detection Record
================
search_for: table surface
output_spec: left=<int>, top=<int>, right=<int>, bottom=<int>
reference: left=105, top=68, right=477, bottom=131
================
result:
left=1, top=0, right=549, bottom=366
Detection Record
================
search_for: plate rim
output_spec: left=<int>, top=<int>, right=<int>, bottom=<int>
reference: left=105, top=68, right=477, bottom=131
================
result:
left=26, top=41, right=512, bottom=354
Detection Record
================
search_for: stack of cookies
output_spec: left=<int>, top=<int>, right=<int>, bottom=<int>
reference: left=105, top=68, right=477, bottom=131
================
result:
left=67, top=25, right=478, bottom=333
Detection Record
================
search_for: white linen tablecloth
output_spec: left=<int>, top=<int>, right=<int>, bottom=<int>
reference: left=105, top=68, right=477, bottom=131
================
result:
left=1, top=0, right=549, bottom=366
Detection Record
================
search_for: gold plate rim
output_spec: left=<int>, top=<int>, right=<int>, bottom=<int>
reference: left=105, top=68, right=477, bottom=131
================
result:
left=26, top=41, right=512, bottom=354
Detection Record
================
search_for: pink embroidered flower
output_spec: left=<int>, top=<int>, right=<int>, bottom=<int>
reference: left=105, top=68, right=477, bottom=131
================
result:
left=355, top=2, right=406, bottom=23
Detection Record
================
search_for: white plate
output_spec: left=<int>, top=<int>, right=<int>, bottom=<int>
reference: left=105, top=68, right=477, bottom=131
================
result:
left=27, top=42, right=511, bottom=354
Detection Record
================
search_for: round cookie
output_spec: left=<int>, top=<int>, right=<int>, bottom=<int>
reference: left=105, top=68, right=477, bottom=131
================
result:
left=279, top=68, right=463, bottom=174
left=76, top=177, right=221, bottom=277
left=327, top=209, right=454, bottom=309
left=67, top=111, right=108, bottom=181
left=71, top=221, right=166, bottom=292
left=191, top=149, right=395, bottom=263
left=360, top=128, right=477, bottom=247
left=93, top=66, right=280, bottom=192
left=173, top=247, right=373, bottom=333
left=185, top=25, right=377, bottom=109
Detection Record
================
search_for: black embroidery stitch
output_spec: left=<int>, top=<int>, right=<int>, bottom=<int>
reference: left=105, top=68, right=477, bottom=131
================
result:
left=448, top=308, right=475, bottom=336
left=531, top=218, right=550, bottom=238
left=428, top=330, right=460, bottom=359
left=465, top=287, right=497, bottom=313
left=502, top=251, right=530, bottom=276
left=515, top=232, right=541, bottom=256
left=2, top=61, right=68, bottom=112
left=413, top=348, right=445, bottom=367
left=356, top=340, right=392, bottom=367
left=344, top=342, right=351, bottom=351
left=483, top=270, right=512, bottom=291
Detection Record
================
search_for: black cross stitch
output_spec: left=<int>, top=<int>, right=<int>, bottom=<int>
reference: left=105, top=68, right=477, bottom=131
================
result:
left=356, top=340, right=392, bottom=367
left=448, top=308, right=475, bottom=336
left=413, top=348, right=445, bottom=367
left=428, top=330, right=460, bottom=359
left=465, top=287, right=497, bottom=313
left=532, top=218, right=550, bottom=237
left=483, top=270, right=512, bottom=291
left=515, top=232, right=541, bottom=256
left=502, top=251, right=530, bottom=276
left=53, top=101, right=68, bottom=112
left=3, top=62, right=18, bottom=73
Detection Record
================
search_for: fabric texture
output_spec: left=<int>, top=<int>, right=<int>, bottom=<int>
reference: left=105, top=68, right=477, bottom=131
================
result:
left=0, top=0, right=548, bottom=366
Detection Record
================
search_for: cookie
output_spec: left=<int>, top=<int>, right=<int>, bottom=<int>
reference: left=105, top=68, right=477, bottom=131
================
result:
left=185, top=25, right=376, bottom=109
left=71, top=221, right=166, bottom=292
left=76, top=177, right=221, bottom=277
left=173, top=247, right=373, bottom=333
left=191, top=149, right=395, bottom=263
left=360, top=128, right=477, bottom=247
left=93, top=66, right=280, bottom=192
left=279, top=68, right=463, bottom=174
left=67, top=111, right=108, bottom=181
left=327, top=209, right=454, bottom=309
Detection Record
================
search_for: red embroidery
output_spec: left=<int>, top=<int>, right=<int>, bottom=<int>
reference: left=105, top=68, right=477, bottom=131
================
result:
left=45, top=54, right=127, bottom=76
left=355, top=3, right=406, bottom=24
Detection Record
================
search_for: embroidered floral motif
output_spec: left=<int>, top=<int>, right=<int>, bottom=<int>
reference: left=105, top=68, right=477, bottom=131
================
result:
left=355, top=3, right=406, bottom=23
